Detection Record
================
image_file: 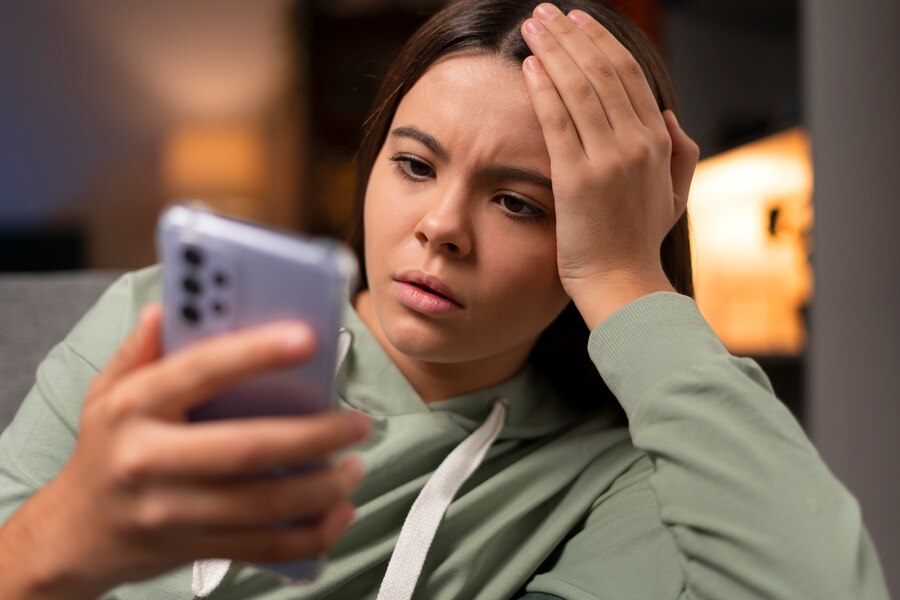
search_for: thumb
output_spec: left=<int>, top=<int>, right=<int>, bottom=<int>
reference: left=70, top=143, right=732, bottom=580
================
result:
left=87, top=303, right=163, bottom=400
left=663, top=110, right=701, bottom=217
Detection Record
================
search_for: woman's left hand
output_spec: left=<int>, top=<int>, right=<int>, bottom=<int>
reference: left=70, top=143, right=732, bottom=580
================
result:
left=520, top=3, right=700, bottom=328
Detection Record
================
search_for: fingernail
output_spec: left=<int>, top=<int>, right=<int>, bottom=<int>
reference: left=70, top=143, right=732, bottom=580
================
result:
left=334, top=504, right=355, bottom=534
left=345, top=410, right=370, bottom=442
left=340, top=456, right=366, bottom=488
left=138, top=304, right=157, bottom=328
left=568, top=10, right=589, bottom=25
left=281, top=324, right=312, bottom=355
left=524, top=18, right=544, bottom=35
left=524, top=56, right=543, bottom=74
left=535, top=4, right=557, bottom=21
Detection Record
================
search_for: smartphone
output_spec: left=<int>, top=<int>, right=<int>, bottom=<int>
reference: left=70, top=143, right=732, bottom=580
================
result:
left=156, top=203, right=358, bottom=581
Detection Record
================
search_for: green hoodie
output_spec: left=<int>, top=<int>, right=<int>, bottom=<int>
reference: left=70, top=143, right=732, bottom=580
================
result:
left=0, top=266, right=889, bottom=599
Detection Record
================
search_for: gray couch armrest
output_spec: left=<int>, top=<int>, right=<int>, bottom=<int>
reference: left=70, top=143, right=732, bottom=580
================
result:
left=0, top=270, right=121, bottom=432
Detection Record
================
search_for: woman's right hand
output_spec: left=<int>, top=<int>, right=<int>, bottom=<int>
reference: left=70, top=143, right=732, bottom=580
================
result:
left=0, top=302, right=370, bottom=599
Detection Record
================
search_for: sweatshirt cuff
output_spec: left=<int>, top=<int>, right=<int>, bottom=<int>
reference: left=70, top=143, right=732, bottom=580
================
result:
left=586, top=292, right=728, bottom=418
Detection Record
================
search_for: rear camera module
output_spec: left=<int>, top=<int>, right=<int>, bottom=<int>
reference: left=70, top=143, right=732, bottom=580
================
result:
left=182, top=277, right=201, bottom=294
left=183, top=246, right=204, bottom=266
left=181, top=304, right=201, bottom=324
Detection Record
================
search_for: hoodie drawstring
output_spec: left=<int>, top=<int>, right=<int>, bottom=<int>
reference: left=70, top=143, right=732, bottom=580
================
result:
left=375, top=398, right=507, bottom=600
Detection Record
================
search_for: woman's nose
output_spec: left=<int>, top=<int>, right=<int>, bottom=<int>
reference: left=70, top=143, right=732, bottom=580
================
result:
left=414, top=192, right=472, bottom=258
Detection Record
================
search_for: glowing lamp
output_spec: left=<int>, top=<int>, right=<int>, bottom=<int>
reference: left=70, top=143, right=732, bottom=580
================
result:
left=688, top=127, right=813, bottom=355
left=162, top=123, right=265, bottom=218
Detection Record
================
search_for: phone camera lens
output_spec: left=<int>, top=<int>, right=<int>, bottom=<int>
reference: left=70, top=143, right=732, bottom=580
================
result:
left=183, top=246, right=204, bottom=266
left=181, top=304, right=201, bottom=324
left=213, top=272, right=229, bottom=287
left=182, top=277, right=201, bottom=294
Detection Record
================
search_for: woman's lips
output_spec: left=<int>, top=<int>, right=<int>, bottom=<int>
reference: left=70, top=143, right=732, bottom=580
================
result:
left=393, top=271, right=463, bottom=316
left=393, top=281, right=462, bottom=315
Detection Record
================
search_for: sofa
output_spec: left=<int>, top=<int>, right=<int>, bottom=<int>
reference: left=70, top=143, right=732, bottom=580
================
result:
left=0, top=270, right=121, bottom=433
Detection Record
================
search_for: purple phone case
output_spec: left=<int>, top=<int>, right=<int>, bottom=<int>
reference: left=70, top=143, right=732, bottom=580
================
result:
left=156, top=204, right=358, bottom=582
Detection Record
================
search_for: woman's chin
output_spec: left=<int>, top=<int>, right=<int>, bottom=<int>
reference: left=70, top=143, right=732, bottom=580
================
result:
left=382, top=321, right=469, bottom=364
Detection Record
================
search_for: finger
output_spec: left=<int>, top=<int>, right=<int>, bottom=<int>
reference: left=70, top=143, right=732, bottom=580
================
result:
left=132, top=456, right=364, bottom=529
left=115, top=411, right=370, bottom=481
left=524, top=5, right=627, bottom=149
left=663, top=110, right=700, bottom=217
left=521, top=52, right=587, bottom=167
left=531, top=4, right=639, bottom=144
left=88, top=303, right=162, bottom=400
left=186, top=502, right=356, bottom=565
left=114, top=320, right=317, bottom=418
left=567, top=9, right=667, bottom=131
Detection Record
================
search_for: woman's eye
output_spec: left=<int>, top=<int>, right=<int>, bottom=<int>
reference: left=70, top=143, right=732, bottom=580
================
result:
left=390, top=154, right=435, bottom=180
left=498, top=195, right=544, bottom=219
left=500, top=197, right=529, bottom=213
left=406, top=159, right=433, bottom=178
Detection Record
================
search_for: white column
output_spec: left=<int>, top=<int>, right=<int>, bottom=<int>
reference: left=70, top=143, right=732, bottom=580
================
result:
left=805, top=0, right=900, bottom=595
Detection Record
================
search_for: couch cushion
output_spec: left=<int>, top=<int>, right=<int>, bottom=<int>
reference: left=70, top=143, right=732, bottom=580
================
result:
left=0, top=270, right=121, bottom=432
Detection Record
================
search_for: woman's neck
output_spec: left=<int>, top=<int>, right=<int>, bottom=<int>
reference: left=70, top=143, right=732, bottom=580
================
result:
left=353, top=290, right=532, bottom=403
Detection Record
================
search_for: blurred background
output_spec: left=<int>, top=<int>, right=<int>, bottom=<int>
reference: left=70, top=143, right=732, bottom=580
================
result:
left=0, top=0, right=897, bottom=593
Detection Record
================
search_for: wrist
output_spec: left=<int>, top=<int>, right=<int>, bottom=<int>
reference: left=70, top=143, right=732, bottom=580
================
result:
left=566, top=269, right=675, bottom=330
left=0, top=479, right=110, bottom=600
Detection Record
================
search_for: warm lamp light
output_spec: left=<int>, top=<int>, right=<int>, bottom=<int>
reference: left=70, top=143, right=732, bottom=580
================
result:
left=162, top=123, right=265, bottom=218
left=688, top=127, right=813, bottom=355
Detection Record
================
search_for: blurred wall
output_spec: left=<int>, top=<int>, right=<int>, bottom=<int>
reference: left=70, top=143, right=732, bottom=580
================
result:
left=806, top=0, right=900, bottom=594
left=0, top=0, right=297, bottom=268
left=664, top=1, right=799, bottom=158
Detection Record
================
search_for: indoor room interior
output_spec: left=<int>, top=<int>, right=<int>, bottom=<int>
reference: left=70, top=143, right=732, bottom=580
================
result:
left=0, top=0, right=897, bottom=595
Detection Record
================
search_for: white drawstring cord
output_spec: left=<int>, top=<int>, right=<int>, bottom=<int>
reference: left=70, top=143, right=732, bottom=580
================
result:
left=376, top=399, right=508, bottom=600
left=191, top=558, right=229, bottom=599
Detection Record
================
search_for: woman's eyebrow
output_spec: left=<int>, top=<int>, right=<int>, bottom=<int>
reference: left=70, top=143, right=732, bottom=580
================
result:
left=390, top=126, right=450, bottom=160
left=486, top=165, right=553, bottom=190
left=389, top=125, right=552, bottom=190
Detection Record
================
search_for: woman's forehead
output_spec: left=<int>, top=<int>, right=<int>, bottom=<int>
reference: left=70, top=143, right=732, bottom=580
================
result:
left=389, top=53, right=548, bottom=166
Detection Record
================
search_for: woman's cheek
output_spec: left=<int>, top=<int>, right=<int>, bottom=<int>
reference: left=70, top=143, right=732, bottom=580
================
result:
left=489, top=235, right=561, bottom=294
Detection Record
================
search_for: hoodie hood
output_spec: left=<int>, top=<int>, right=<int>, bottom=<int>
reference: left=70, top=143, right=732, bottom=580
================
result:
left=337, top=301, right=585, bottom=438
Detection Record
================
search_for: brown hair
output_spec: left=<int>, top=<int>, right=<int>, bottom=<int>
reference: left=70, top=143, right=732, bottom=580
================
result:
left=346, top=0, right=693, bottom=415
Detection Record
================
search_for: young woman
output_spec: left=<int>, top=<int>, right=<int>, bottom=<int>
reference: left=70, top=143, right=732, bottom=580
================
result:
left=0, top=1, right=888, bottom=599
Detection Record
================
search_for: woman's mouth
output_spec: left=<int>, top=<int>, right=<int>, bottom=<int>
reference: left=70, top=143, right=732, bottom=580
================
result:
left=393, top=271, right=463, bottom=316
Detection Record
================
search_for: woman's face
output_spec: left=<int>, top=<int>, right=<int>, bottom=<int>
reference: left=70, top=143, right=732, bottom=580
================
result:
left=361, top=52, right=570, bottom=369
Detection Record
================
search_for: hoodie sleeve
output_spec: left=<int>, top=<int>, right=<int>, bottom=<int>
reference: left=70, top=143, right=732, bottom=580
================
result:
left=0, top=269, right=162, bottom=525
left=577, top=292, right=889, bottom=600
left=0, top=267, right=195, bottom=598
